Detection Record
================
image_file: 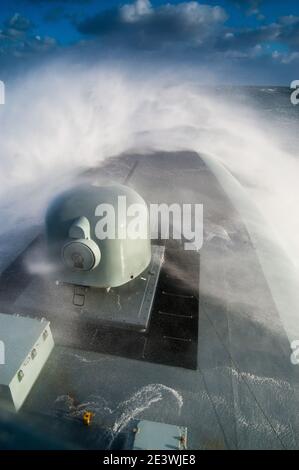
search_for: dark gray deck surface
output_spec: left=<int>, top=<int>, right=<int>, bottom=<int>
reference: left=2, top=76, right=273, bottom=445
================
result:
left=1, top=151, right=299, bottom=450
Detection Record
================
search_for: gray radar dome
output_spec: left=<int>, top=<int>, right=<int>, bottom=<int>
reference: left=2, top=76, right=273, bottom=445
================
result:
left=45, top=184, right=151, bottom=288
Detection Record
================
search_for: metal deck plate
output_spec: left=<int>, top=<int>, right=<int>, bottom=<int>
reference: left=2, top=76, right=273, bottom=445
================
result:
left=13, top=245, right=164, bottom=332
left=0, top=236, right=200, bottom=370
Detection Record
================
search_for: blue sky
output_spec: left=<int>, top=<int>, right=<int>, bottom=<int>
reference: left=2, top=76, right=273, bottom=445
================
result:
left=0, top=0, right=299, bottom=83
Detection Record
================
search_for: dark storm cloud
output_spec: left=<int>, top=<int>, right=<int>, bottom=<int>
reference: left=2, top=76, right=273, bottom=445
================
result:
left=277, top=15, right=299, bottom=46
left=279, top=15, right=299, bottom=26
left=221, top=15, right=299, bottom=54
left=0, top=0, right=298, bottom=81
left=77, top=0, right=228, bottom=49
left=1, top=13, right=33, bottom=39
left=4, top=13, right=33, bottom=32
left=0, top=12, right=56, bottom=66
left=228, top=0, right=265, bottom=19
left=77, top=9, right=121, bottom=36
left=76, top=0, right=299, bottom=58
left=220, top=23, right=279, bottom=50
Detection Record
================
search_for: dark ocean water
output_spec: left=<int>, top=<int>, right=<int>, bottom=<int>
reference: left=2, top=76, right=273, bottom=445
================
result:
left=222, top=86, right=299, bottom=154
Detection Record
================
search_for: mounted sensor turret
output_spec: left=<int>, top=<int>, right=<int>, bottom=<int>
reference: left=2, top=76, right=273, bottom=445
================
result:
left=45, top=184, right=151, bottom=288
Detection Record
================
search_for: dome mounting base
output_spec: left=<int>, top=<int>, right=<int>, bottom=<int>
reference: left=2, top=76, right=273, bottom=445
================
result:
left=9, top=242, right=164, bottom=333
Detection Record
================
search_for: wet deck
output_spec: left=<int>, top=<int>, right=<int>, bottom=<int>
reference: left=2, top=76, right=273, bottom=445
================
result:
left=1, top=151, right=299, bottom=450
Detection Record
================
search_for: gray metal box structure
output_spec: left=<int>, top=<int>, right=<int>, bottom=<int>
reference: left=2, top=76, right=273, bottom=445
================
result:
left=0, top=313, right=54, bottom=411
left=133, top=420, right=188, bottom=450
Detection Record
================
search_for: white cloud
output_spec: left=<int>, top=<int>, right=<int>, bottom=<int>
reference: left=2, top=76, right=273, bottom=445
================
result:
left=121, top=0, right=152, bottom=23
